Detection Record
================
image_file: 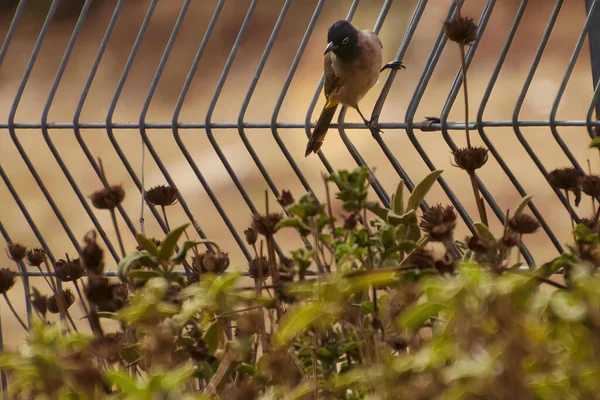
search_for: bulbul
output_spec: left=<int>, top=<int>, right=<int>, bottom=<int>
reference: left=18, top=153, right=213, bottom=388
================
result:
left=305, top=20, right=404, bottom=157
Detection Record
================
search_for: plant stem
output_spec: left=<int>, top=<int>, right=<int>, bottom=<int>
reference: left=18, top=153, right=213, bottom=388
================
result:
left=73, top=280, right=90, bottom=321
left=566, top=190, right=575, bottom=232
left=161, top=205, right=170, bottom=232
left=110, top=209, right=126, bottom=258
left=2, top=293, right=28, bottom=331
left=459, top=44, right=471, bottom=149
left=204, top=351, right=234, bottom=396
left=469, top=172, right=488, bottom=226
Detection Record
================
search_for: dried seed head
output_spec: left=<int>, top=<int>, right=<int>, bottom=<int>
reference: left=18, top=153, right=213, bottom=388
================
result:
left=243, top=227, right=258, bottom=246
left=90, top=185, right=125, bottom=210
left=6, top=243, right=26, bottom=263
left=55, top=258, right=86, bottom=282
left=279, top=256, right=296, bottom=282
left=344, top=214, right=358, bottom=230
left=251, top=212, right=283, bottom=237
left=46, top=289, right=75, bottom=314
left=452, top=147, right=489, bottom=173
left=508, top=214, right=540, bottom=235
left=467, top=235, right=491, bottom=254
left=582, top=175, right=600, bottom=198
left=548, top=167, right=582, bottom=191
left=26, top=248, right=47, bottom=267
left=419, top=204, right=457, bottom=242
left=81, top=231, right=104, bottom=275
left=0, top=268, right=17, bottom=294
left=85, top=275, right=128, bottom=312
left=277, top=190, right=295, bottom=207
left=30, top=287, right=48, bottom=316
left=435, top=252, right=456, bottom=275
left=581, top=217, right=598, bottom=230
left=90, top=332, right=124, bottom=364
left=136, top=237, right=161, bottom=252
left=193, top=250, right=230, bottom=275
left=144, top=185, right=179, bottom=207
left=444, top=16, right=478, bottom=45
left=248, top=256, right=270, bottom=279
left=405, top=248, right=435, bottom=270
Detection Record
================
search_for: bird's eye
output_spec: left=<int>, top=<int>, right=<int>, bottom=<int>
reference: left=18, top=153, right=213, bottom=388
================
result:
left=342, top=37, right=349, bottom=45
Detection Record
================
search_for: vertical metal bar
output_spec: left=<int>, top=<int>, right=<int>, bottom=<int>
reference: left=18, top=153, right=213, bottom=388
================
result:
left=7, top=0, right=82, bottom=254
left=512, top=0, right=581, bottom=223
left=586, top=0, right=600, bottom=118
left=73, top=0, right=139, bottom=238
left=336, top=0, right=392, bottom=206
left=476, top=0, right=564, bottom=254
left=404, top=0, right=477, bottom=236
left=104, top=0, right=170, bottom=234
left=203, top=0, right=285, bottom=258
left=438, top=0, right=536, bottom=267
left=39, top=0, right=121, bottom=263
left=272, top=0, right=326, bottom=192
left=137, top=0, right=211, bottom=246
left=171, top=0, right=252, bottom=261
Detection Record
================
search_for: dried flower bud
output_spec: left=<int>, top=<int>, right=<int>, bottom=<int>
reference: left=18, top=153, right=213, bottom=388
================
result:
left=582, top=175, right=600, bottom=198
left=136, top=238, right=161, bottom=252
left=55, top=258, right=86, bottom=282
left=0, top=268, right=17, bottom=294
left=248, top=256, right=270, bottom=279
left=251, top=213, right=283, bottom=237
left=344, top=214, right=358, bottom=230
left=243, top=227, right=258, bottom=246
left=581, top=217, right=597, bottom=230
left=86, top=275, right=127, bottom=312
left=277, top=190, right=295, bottom=207
left=404, top=248, right=435, bottom=269
left=90, top=185, right=125, bottom=210
left=193, top=250, right=230, bottom=275
left=548, top=167, right=583, bottom=206
left=467, top=235, right=491, bottom=253
left=501, top=233, right=519, bottom=248
left=6, top=243, right=26, bottom=262
left=90, top=332, right=124, bottom=364
left=144, top=185, right=179, bottom=207
left=419, top=204, right=457, bottom=242
left=26, top=248, right=47, bottom=267
left=30, top=287, right=48, bottom=316
left=81, top=231, right=104, bottom=275
left=279, top=256, right=296, bottom=282
left=46, top=289, right=75, bottom=314
left=508, top=214, right=540, bottom=235
left=444, top=16, right=478, bottom=45
left=452, top=147, right=489, bottom=173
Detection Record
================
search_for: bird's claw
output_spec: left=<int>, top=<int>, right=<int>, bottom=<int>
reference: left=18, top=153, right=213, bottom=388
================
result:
left=366, top=117, right=384, bottom=136
left=381, top=60, right=406, bottom=72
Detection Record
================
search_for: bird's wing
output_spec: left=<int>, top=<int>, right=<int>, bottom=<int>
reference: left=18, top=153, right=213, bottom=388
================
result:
left=323, top=52, right=339, bottom=100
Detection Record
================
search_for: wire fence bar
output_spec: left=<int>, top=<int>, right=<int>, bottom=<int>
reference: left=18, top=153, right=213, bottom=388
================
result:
left=1, top=0, right=600, bottom=380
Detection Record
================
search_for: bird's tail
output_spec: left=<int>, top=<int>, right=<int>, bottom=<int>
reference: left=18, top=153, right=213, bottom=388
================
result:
left=305, top=104, right=338, bottom=157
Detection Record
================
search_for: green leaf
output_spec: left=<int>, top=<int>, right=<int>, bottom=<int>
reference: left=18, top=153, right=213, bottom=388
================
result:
left=204, top=320, right=220, bottom=353
left=550, top=291, right=587, bottom=322
left=161, top=363, right=195, bottom=390
left=283, top=381, right=314, bottom=400
left=136, top=234, right=159, bottom=256
left=398, top=302, right=444, bottom=331
left=344, top=269, right=399, bottom=294
left=393, top=179, right=404, bottom=215
left=388, top=210, right=417, bottom=226
left=105, top=371, right=140, bottom=394
left=590, top=136, right=600, bottom=150
left=513, top=195, right=533, bottom=217
left=573, top=223, right=600, bottom=244
left=96, top=312, right=117, bottom=320
left=274, top=302, right=328, bottom=347
left=236, top=363, right=257, bottom=376
left=406, top=170, right=443, bottom=211
left=366, top=203, right=390, bottom=221
left=275, top=218, right=311, bottom=232
left=474, top=222, right=496, bottom=244
left=360, top=301, right=374, bottom=315
left=158, top=223, right=189, bottom=261
left=117, top=251, right=155, bottom=281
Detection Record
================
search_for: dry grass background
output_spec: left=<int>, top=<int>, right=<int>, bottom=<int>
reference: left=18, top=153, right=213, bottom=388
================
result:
left=0, top=0, right=596, bottom=349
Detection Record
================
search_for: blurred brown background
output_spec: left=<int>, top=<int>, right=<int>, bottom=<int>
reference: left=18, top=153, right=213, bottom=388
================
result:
left=0, top=0, right=597, bottom=348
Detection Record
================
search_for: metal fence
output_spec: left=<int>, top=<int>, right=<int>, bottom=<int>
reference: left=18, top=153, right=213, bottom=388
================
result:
left=1, top=0, right=600, bottom=381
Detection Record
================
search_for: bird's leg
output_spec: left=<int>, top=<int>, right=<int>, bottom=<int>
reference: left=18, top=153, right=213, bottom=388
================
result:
left=380, top=60, right=406, bottom=73
left=356, top=106, right=383, bottom=135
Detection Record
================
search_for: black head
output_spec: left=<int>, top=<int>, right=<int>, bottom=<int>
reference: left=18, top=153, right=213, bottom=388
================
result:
left=325, top=20, right=359, bottom=60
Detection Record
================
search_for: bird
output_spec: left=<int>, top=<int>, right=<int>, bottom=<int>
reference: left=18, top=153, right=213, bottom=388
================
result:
left=305, top=20, right=405, bottom=157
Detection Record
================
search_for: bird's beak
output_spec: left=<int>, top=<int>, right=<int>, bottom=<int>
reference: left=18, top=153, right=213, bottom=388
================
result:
left=324, top=42, right=337, bottom=54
